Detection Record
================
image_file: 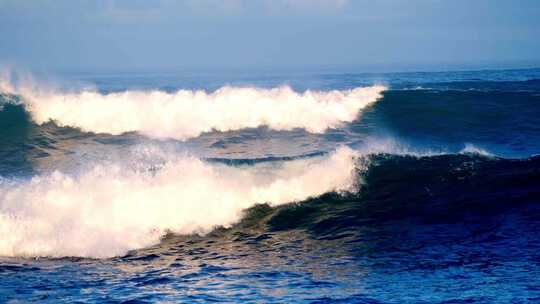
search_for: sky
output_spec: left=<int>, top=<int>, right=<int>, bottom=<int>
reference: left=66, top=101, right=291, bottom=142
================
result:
left=0, top=0, right=539, bottom=72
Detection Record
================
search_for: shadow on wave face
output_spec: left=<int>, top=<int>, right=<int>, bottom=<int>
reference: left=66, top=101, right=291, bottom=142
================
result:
left=228, top=154, right=540, bottom=239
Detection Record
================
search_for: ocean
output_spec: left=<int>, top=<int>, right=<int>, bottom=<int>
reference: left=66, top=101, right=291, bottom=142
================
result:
left=1, top=68, right=539, bottom=303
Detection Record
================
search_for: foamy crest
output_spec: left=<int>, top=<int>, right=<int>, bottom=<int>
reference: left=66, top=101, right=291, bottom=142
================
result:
left=459, top=143, right=493, bottom=157
left=0, top=147, right=360, bottom=258
left=19, top=85, right=384, bottom=139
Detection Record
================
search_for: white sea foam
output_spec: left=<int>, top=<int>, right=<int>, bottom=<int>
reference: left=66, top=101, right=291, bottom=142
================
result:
left=0, top=146, right=361, bottom=258
left=12, top=81, right=384, bottom=140
left=459, top=143, right=493, bottom=157
left=355, top=138, right=496, bottom=158
left=355, top=137, right=448, bottom=157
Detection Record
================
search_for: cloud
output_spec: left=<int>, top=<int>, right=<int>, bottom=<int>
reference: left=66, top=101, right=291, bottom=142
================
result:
left=0, top=0, right=349, bottom=23
left=264, top=0, right=349, bottom=12
left=182, top=0, right=349, bottom=14
left=183, top=0, right=244, bottom=14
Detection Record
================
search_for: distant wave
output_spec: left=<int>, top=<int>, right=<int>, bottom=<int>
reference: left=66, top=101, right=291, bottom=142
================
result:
left=0, top=146, right=360, bottom=258
left=5, top=83, right=385, bottom=140
left=459, top=143, right=493, bottom=157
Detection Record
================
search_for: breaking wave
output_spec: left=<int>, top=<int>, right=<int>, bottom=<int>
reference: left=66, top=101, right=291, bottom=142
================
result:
left=3, top=80, right=384, bottom=139
left=0, top=146, right=361, bottom=258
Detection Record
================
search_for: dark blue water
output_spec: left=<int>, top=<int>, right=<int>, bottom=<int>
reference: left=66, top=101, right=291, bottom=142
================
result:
left=1, top=68, right=540, bottom=303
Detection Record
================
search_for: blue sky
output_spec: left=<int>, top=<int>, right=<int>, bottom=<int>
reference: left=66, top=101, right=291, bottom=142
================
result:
left=1, top=0, right=539, bottom=72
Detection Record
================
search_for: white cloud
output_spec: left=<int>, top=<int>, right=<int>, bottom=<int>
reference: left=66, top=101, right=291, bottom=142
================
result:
left=178, top=0, right=349, bottom=15
left=265, top=0, right=349, bottom=12
left=183, top=0, right=244, bottom=14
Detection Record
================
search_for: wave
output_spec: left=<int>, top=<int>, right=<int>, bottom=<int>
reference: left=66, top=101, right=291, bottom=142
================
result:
left=459, top=143, right=493, bottom=156
left=0, top=146, right=360, bottom=258
left=2, top=81, right=385, bottom=140
left=265, top=153, right=540, bottom=238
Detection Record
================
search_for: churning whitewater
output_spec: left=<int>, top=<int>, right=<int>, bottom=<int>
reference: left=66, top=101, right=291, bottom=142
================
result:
left=1, top=68, right=540, bottom=303
left=2, top=77, right=385, bottom=139
left=0, top=75, right=385, bottom=258
left=0, top=146, right=360, bottom=258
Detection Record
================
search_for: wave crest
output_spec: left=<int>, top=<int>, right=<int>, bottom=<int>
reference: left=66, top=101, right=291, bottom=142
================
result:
left=0, top=146, right=361, bottom=258
left=19, top=85, right=385, bottom=139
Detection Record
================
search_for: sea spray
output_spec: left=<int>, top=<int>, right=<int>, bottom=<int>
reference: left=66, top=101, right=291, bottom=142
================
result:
left=0, top=146, right=361, bottom=258
left=7, top=82, right=385, bottom=139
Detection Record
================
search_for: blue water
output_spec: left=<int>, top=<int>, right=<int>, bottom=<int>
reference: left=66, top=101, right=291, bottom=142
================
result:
left=1, top=68, right=540, bottom=303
